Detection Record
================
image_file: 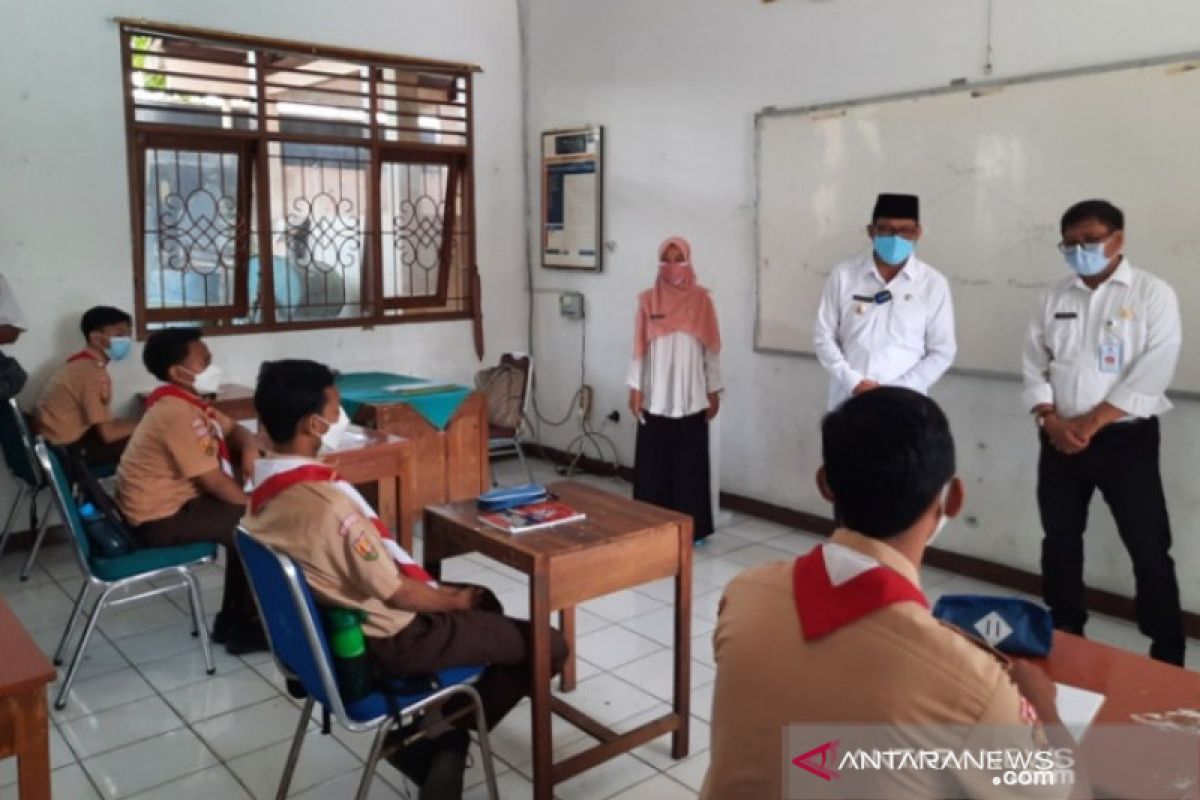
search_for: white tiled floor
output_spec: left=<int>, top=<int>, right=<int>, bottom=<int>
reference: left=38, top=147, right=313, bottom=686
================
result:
left=1, top=456, right=1196, bottom=799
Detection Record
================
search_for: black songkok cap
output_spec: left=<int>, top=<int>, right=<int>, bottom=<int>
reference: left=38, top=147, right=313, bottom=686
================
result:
left=872, top=193, right=919, bottom=222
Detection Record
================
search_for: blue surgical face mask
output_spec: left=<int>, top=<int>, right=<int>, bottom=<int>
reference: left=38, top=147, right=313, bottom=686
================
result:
left=873, top=235, right=914, bottom=266
left=1062, top=242, right=1111, bottom=277
left=105, top=336, right=132, bottom=362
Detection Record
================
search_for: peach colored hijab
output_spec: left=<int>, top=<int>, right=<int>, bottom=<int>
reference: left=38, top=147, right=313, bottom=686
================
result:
left=633, top=237, right=721, bottom=358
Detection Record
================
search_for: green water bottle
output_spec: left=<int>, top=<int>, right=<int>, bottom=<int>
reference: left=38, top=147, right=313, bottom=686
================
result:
left=326, top=607, right=372, bottom=702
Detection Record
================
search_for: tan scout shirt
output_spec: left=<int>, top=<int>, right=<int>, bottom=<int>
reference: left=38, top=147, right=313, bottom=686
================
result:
left=116, top=394, right=235, bottom=525
left=35, top=355, right=113, bottom=445
left=701, top=530, right=1058, bottom=800
left=241, top=481, right=415, bottom=638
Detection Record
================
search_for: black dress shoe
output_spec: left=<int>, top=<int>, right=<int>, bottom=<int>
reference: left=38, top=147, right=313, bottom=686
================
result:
left=1150, top=639, right=1185, bottom=666
left=210, top=612, right=235, bottom=645
left=224, top=621, right=270, bottom=655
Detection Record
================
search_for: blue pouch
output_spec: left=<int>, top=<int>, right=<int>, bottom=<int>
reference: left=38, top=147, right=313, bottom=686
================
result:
left=476, top=483, right=548, bottom=512
left=931, top=594, right=1054, bottom=657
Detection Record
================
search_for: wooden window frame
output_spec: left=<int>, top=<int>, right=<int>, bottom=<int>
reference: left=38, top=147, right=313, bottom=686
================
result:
left=119, top=20, right=482, bottom=342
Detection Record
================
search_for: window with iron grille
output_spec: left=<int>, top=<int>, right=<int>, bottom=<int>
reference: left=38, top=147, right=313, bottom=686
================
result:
left=120, top=22, right=480, bottom=338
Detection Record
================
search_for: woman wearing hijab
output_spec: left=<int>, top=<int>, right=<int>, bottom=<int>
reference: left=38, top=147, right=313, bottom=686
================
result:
left=627, top=237, right=723, bottom=543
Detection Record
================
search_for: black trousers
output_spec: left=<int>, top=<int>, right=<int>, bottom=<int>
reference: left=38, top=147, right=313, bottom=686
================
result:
left=365, top=588, right=568, bottom=730
left=1036, top=418, right=1183, bottom=652
left=134, top=495, right=256, bottom=626
left=633, top=411, right=714, bottom=541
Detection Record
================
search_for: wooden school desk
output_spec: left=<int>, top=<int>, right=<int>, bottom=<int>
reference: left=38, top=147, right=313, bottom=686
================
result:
left=136, top=383, right=257, bottom=421
left=1038, top=631, right=1200, bottom=798
left=240, top=420, right=416, bottom=552
left=423, top=481, right=693, bottom=800
left=0, top=597, right=56, bottom=800
left=342, top=381, right=489, bottom=531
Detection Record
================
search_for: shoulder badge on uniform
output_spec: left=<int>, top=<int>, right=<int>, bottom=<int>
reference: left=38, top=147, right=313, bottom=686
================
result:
left=339, top=513, right=361, bottom=538
left=351, top=530, right=379, bottom=561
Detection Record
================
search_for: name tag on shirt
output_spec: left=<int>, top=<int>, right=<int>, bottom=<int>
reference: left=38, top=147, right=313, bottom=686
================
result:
left=1099, top=341, right=1123, bottom=373
left=1054, top=312, right=1078, bottom=320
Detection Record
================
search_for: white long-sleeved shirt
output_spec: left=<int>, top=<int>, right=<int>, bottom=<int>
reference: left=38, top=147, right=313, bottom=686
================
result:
left=0, top=274, right=26, bottom=330
left=1021, top=258, right=1180, bottom=420
left=626, top=332, right=723, bottom=418
left=812, top=253, right=957, bottom=410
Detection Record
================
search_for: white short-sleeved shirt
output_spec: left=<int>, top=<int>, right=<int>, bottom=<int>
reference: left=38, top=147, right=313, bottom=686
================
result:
left=1021, top=258, right=1180, bottom=420
left=813, top=253, right=957, bottom=409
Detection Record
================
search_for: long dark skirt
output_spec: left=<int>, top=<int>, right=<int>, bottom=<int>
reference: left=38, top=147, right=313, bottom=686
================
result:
left=633, top=411, right=714, bottom=541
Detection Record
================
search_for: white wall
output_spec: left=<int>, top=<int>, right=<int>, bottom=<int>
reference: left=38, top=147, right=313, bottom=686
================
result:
left=1, top=2, right=527, bottom=510
left=522, top=0, right=1200, bottom=614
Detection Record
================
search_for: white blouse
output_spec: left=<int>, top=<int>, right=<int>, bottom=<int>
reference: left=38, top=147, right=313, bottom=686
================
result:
left=626, top=332, right=723, bottom=418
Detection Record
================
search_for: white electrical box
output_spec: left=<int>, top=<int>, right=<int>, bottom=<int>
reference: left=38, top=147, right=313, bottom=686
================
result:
left=559, top=291, right=585, bottom=320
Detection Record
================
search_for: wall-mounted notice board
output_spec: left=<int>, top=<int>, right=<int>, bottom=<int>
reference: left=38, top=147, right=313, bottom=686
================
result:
left=542, top=126, right=603, bottom=271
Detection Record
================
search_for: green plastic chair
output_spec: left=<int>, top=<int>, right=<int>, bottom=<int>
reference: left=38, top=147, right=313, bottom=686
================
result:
left=35, top=439, right=218, bottom=709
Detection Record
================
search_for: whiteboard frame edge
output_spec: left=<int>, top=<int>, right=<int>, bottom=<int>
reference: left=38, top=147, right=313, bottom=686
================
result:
left=752, top=47, right=1200, bottom=390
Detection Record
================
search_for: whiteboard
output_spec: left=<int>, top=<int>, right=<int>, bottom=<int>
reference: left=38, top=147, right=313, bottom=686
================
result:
left=755, top=53, right=1200, bottom=392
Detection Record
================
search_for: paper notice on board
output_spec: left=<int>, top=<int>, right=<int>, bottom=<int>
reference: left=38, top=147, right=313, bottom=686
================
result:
left=563, top=171, right=596, bottom=256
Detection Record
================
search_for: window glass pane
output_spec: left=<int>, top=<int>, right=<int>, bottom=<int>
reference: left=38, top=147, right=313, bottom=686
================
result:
left=380, top=161, right=455, bottom=300
left=130, top=35, right=258, bottom=130
left=267, top=142, right=368, bottom=322
left=143, top=148, right=254, bottom=311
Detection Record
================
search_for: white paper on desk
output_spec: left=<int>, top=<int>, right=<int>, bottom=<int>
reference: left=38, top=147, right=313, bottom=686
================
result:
left=1055, top=682, right=1105, bottom=736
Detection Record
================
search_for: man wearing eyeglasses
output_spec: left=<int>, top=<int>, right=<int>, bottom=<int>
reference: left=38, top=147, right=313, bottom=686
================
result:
left=813, top=193, right=957, bottom=410
left=1022, top=199, right=1184, bottom=665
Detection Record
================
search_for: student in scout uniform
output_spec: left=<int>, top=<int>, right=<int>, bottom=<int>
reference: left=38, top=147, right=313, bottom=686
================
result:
left=627, top=236, right=723, bottom=544
left=701, top=388, right=1079, bottom=800
left=1023, top=199, right=1184, bottom=665
left=35, top=306, right=139, bottom=465
left=115, top=327, right=265, bottom=653
left=813, top=193, right=957, bottom=410
left=243, top=359, right=568, bottom=797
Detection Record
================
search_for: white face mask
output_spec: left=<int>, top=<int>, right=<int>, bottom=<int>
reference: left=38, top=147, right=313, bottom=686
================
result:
left=316, top=407, right=351, bottom=451
left=927, top=483, right=953, bottom=545
left=188, top=364, right=224, bottom=395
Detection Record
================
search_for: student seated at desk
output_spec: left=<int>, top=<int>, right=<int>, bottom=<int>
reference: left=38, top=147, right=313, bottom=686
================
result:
left=35, top=306, right=139, bottom=465
left=115, top=327, right=266, bottom=654
left=243, top=359, right=568, bottom=799
left=702, top=388, right=1083, bottom=800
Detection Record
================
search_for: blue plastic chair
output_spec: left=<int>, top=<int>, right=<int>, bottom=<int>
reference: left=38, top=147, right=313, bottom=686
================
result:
left=0, top=397, right=52, bottom=579
left=35, top=440, right=217, bottom=709
left=235, top=529, right=500, bottom=800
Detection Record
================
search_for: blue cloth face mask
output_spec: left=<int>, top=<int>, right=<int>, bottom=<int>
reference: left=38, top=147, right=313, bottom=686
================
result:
left=1062, top=243, right=1110, bottom=277
left=873, top=235, right=914, bottom=265
left=105, top=336, right=132, bottom=361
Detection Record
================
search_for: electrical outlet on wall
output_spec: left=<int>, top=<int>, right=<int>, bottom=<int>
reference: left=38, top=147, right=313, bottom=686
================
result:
left=578, top=384, right=593, bottom=420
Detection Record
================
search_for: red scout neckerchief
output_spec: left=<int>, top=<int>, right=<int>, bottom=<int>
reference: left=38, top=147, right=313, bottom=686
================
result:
left=793, top=541, right=1041, bottom=724
left=793, top=542, right=928, bottom=641
left=66, top=349, right=103, bottom=364
left=249, top=462, right=437, bottom=587
left=145, top=384, right=233, bottom=477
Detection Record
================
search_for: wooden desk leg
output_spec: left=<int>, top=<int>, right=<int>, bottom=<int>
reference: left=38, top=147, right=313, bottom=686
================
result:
left=377, top=476, right=401, bottom=550
left=530, top=570, right=554, bottom=800
left=16, top=688, right=51, bottom=800
left=559, top=607, right=577, bottom=692
left=422, top=512, right=445, bottom=581
left=672, top=518, right=693, bottom=760
left=397, top=445, right=416, bottom=554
